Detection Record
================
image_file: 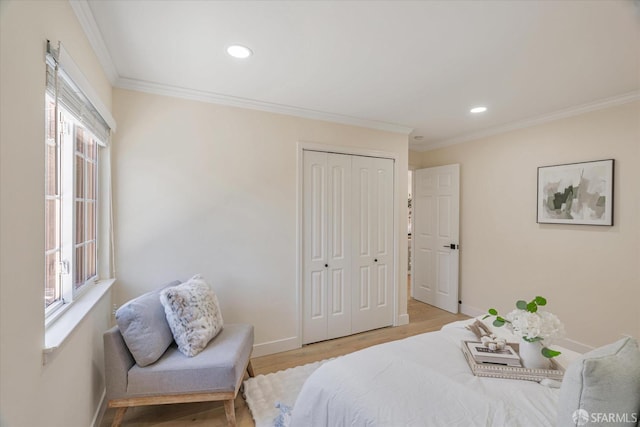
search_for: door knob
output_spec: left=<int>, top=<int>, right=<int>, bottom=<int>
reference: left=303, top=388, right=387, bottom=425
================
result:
left=443, top=244, right=458, bottom=249
left=324, top=264, right=328, bottom=268
left=374, top=259, right=378, bottom=262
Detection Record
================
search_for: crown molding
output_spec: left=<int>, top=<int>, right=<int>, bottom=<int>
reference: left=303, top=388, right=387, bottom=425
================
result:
left=69, top=0, right=119, bottom=85
left=69, top=0, right=636, bottom=144
left=115, top=77, right=414, bottom=135
left=413, top=90, right=640, bottom=152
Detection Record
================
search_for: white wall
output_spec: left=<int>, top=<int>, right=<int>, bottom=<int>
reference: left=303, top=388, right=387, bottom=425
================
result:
left=0, top=1, right=114, bottom=426
left=410, top=101, right=640, bottom=349
left=111, top=88, right=409, bottom=354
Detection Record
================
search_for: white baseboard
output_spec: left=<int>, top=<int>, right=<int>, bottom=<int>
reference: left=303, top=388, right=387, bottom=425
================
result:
left=396, top=313, right=409, bottom=326
left=91, top=388, right=107, bottom=427
left=558, top=337, right=594, bottom=354
left=460, top=304, right=484, bottom=318
left=252, top=336, right=300, bottom=358
left=252, top=315, right=411, bottom=357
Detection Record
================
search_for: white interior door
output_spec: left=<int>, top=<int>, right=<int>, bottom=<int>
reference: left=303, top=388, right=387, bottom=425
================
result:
left=303, top=151, right=352, bottom=344
left=351, top=156, right=394, bottom=333
left=412, top=164, right=460, bottom=313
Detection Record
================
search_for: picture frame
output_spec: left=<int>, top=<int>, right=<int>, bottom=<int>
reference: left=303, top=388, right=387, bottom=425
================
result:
left=537, top=159, right=614, bottom=226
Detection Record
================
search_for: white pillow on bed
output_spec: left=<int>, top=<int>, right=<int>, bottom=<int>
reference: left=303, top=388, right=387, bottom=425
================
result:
left=556, top=337, right=640, bottom=427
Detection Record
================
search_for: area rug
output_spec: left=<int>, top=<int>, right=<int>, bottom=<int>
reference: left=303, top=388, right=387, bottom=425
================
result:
left=243, top=359, right=332, bottom=427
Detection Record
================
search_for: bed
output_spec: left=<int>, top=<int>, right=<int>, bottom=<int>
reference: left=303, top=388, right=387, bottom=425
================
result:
left=290, top=319, right=580, bottom=427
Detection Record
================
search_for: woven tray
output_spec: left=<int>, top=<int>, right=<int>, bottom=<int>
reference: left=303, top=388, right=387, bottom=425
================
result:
left=461, top=340, right=565, bottom=382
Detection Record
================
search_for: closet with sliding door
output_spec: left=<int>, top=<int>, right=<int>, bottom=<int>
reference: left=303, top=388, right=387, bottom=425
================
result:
left=302, top=150, right=394, bottom=344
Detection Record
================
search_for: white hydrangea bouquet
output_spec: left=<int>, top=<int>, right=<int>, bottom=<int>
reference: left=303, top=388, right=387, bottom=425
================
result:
left=484, top=296, right=565, bottom=359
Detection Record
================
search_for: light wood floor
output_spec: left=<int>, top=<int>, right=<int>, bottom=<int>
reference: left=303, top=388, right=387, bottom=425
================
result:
left=100, top=293, right=468, bottom=426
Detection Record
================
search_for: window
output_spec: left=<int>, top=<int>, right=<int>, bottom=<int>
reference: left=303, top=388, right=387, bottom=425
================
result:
left=44, top=97, right=102, bottom=312
left=45, top=41, right=112, bottom=317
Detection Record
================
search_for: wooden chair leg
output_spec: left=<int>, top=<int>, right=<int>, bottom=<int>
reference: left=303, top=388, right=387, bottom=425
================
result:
left=223, top=399, right=237, bottom=427
left=111, top=407, right=128, bottom=427
left=246, top=360, right=255, bottom=377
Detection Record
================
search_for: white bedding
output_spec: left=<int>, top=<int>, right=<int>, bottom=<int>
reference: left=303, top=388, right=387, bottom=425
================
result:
left=290, top=320, right=579, bottom=427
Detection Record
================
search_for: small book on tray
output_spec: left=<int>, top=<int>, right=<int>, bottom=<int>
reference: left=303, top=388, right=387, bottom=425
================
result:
left=466, top=342, right=522, bottom=367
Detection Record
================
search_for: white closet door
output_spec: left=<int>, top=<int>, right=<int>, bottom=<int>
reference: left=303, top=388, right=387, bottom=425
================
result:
left=302, top=151, right=352, bottom=344
left=303, top=151, right=328, bottom=344
left=326, top=154, right=352, bottom=340
left=351, top=156, right=394, bottom=334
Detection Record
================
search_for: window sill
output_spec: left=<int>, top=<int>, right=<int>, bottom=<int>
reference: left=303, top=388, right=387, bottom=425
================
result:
left=43, top=278, right=116, bottom=365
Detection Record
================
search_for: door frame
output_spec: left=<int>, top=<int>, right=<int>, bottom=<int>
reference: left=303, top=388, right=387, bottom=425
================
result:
left=408, top=166, right=416, bottom=298
left=297, top=141, right=402, bottom=348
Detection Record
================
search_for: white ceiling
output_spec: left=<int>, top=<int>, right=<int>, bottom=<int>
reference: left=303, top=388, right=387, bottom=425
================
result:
left=78, top=0, right=640, bottom=150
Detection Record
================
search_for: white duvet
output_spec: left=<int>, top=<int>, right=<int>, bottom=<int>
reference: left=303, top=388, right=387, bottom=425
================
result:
left=290, top=320, right=577, bottom=427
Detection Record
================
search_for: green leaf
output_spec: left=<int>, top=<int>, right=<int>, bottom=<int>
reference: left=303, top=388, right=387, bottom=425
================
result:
left=541, top=347, right=561, bottom=358
left=516, top=300, right=527, bottom=310
left=482, top=315, right=490, bottom=320
left=535, top=296, right=547, bottom=306
left=488, top=308, right=498, bottom=316
left=526, top=301, right=538, bottom=313
left=527, top=336, right=544, bottom=342
left=493, top=318, right=505, bottom=327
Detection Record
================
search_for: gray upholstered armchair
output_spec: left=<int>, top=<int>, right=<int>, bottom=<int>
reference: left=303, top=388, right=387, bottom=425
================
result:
left=103, top=281, right=254, bottom=427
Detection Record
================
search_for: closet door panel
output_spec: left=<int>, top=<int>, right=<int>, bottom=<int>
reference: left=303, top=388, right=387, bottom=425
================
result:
left=373, top=157, right=394, bottom=318
left=351, top=156, right=373, bottom=329
left=351, top=156, right=394, bottom=334
left=326, top=154, right=352, bottom=340
left=303, top=151, right=328, bottom=344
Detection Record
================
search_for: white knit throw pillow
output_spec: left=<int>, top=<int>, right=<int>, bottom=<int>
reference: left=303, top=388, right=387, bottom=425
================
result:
left=160, top=274, right=224, bottom=357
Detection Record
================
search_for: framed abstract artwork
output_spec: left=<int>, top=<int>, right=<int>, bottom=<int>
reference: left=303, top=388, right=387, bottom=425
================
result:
left=537, top=159, right=614, bottom=225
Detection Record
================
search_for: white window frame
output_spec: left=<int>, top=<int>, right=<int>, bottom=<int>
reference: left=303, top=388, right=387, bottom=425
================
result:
left=45, top=96, right=102, bottom=321
left=44, top=97, right=63, bottom=314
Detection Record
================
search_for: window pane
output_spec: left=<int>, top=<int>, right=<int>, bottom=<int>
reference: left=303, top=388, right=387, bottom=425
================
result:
left=86, top=161, right=95, bottom=200
left=45, top=199, right=58, bottom=252
left=75, top=127, right=85, bottom=154
left=75, top=154, right=84, bottom=198
left=46, top=101, right=56, bottom=141
left=75, top=201, right=84, bottom=244
left=87, top=138, right=97, bottom=162
left=45, top=144, right=58, bottom=196
left=86, top=201, right=95, bottom=241
left=45, top=251, right=60, bottom=308
left=87, top=241, right=96, bottom=279
left=75, top=246, right=84, bottom=289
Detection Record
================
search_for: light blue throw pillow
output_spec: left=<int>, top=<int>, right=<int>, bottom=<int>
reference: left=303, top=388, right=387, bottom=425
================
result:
left=557, top=337, right=640, bottom=426
left=115, top=280, right=181, bottom=367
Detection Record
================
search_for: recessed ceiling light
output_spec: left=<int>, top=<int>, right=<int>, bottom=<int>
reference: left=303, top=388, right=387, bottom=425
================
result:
left=226, top=45, right=252, bottom=59
left=470, top=106, right=488, bottom=114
